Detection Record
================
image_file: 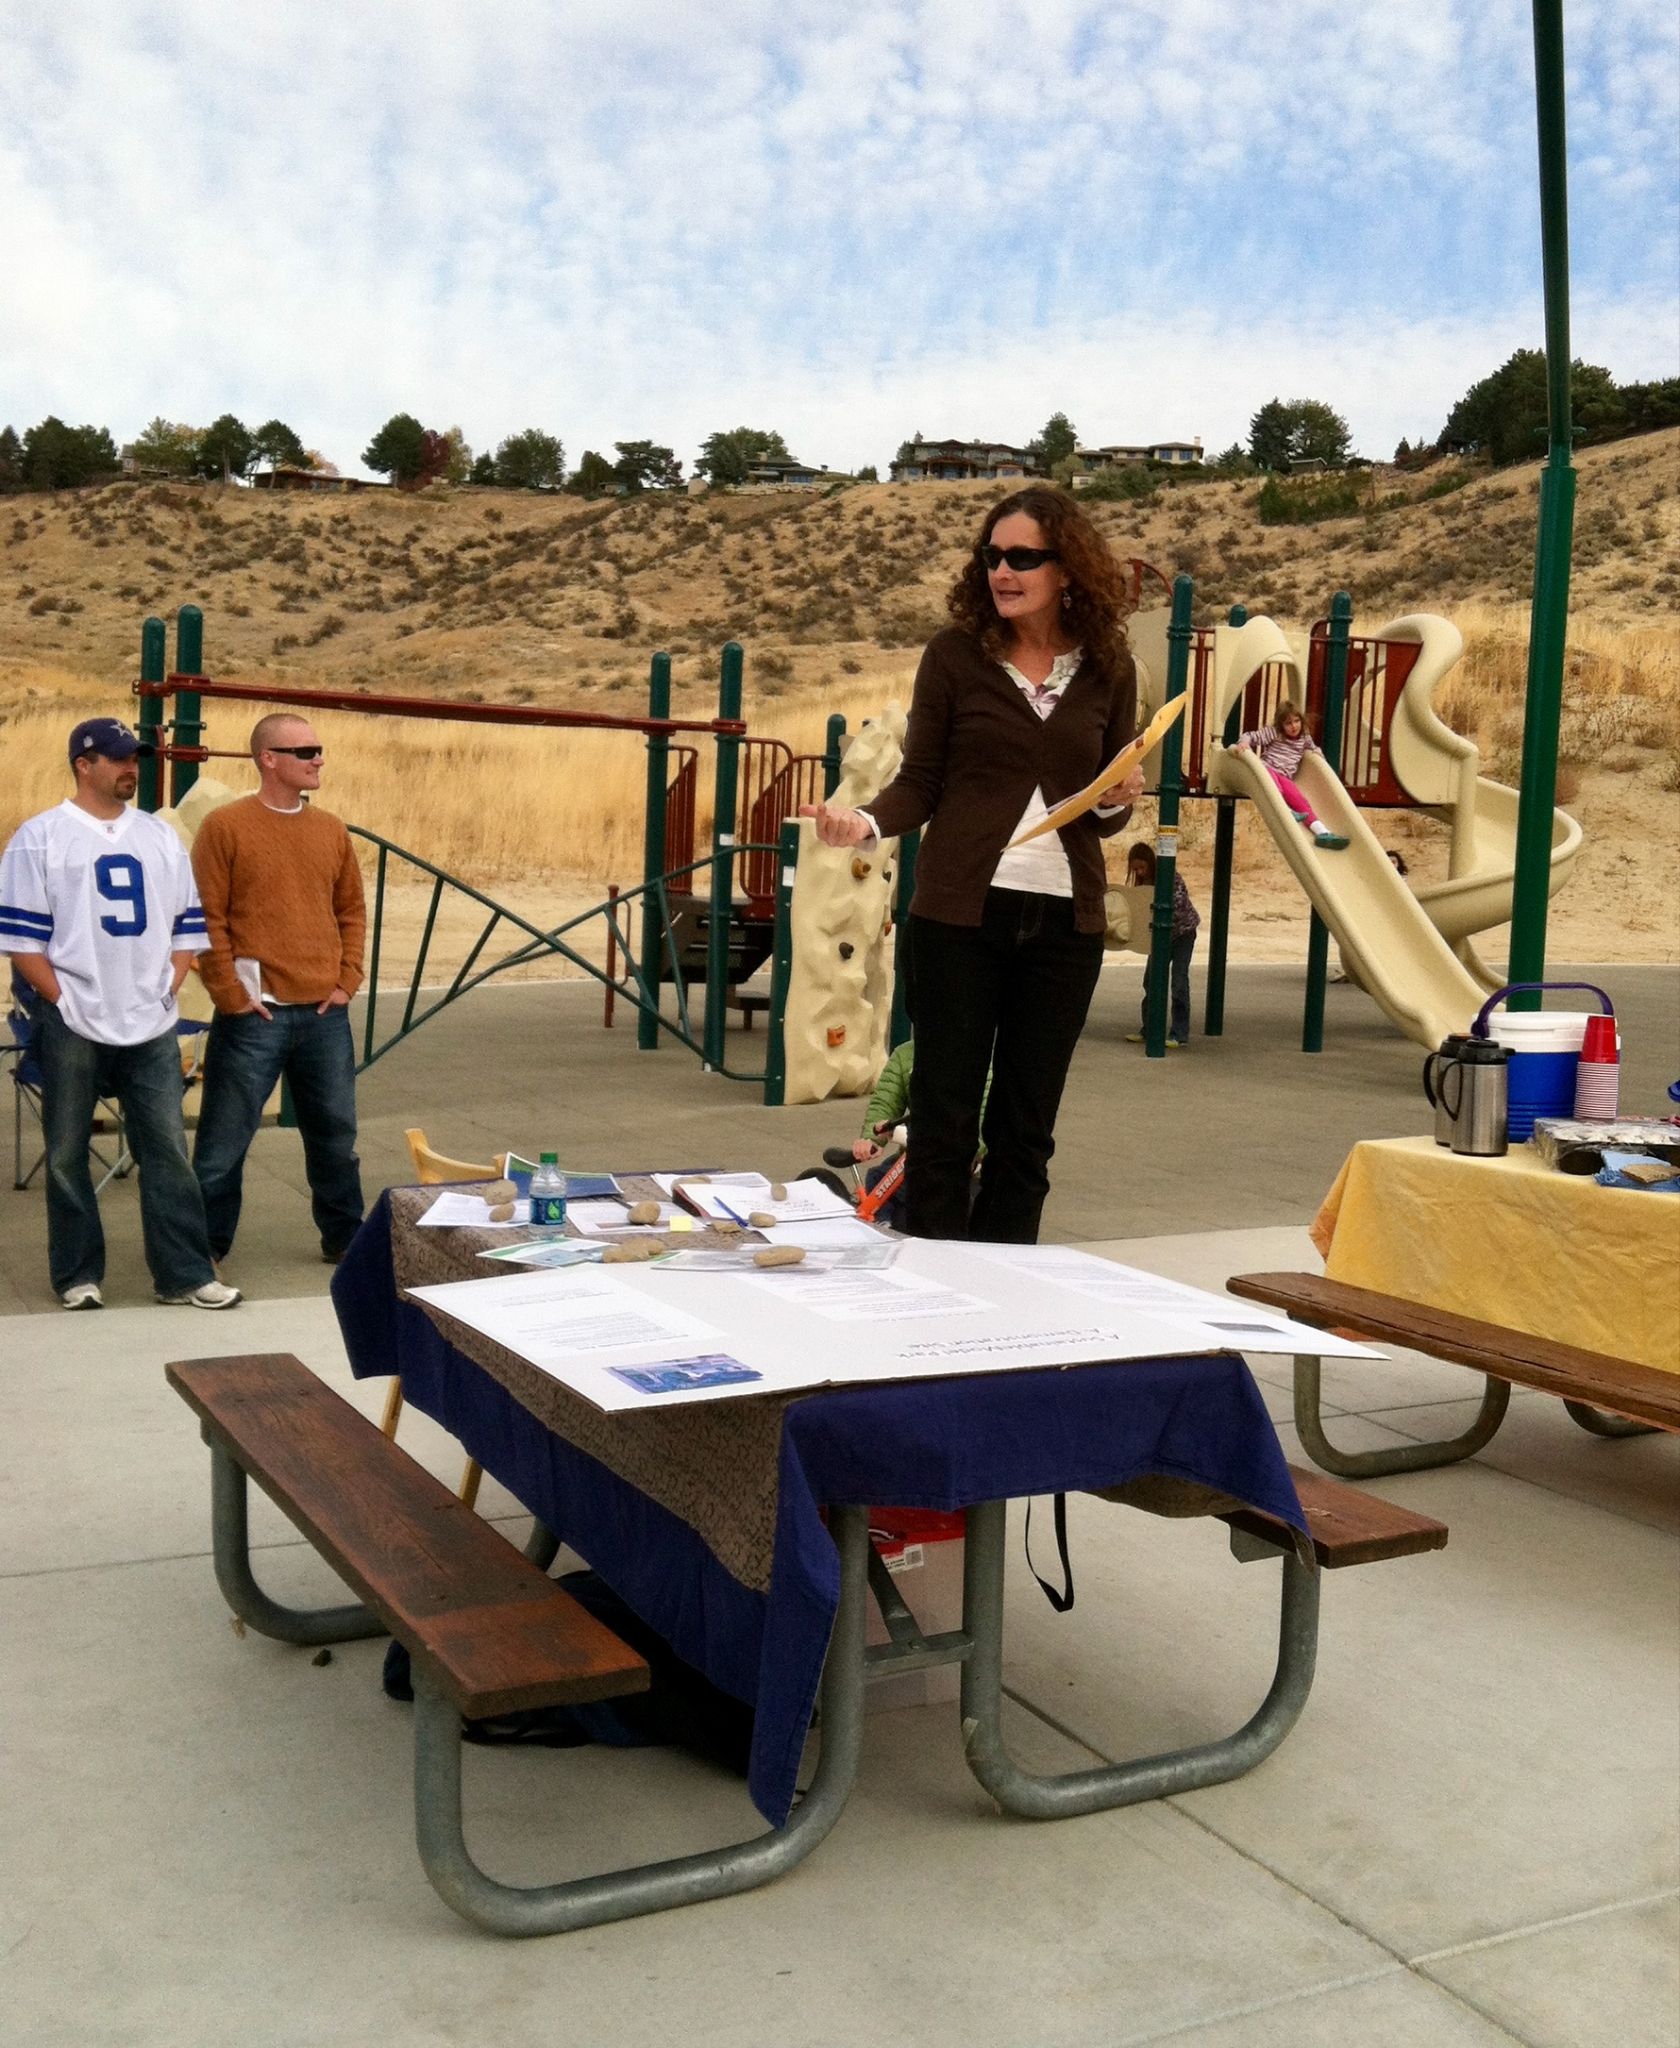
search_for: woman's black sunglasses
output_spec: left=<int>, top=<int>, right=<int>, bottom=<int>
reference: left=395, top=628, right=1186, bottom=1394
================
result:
left=981, top=544, right=1060, bottom=572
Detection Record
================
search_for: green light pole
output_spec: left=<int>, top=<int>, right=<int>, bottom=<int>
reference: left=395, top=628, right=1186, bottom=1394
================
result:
left=1507, top=0, right=1577, bottom=1009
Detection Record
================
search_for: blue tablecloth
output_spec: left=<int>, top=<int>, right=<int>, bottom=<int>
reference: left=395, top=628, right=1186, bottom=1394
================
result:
left=334, top=1193, right=1305, bottom=1825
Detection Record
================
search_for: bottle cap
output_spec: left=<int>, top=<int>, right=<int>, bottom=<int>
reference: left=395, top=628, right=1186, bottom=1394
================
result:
left=540, top=1150, right=559, bottom=1163
left=1579, top=1015, right=1618, bottom=1063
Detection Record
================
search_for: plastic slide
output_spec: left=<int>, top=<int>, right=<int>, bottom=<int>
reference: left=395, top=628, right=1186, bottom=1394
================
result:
left=1128, top=608, right=1582, bottom=1049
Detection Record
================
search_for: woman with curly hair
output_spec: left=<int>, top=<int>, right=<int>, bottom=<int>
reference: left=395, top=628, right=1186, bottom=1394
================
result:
left=801, top=485, right=1141, bottom=1242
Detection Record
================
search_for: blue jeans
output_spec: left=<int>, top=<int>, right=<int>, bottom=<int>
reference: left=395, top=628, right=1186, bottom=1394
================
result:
left=1141, top=932, right=1197, bottom=1043
left=193, top=1005, right=364, bottom=1260
left=38, top=1002, right=215, bottom=1296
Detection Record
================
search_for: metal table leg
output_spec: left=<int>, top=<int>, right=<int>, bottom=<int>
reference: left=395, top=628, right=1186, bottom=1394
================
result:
left=1563, top=1401, right=1659, bottom=1440
left=958, top=1498, right=1320, bottom=1817
left=411, top=1504, right=871, bottom=1937
left=1293, top=1352, right=1509, bottom=1477
left=208, top=1442, right=387, bottom=1646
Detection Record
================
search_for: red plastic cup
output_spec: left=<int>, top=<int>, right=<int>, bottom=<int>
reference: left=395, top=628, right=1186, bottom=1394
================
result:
left=1579, top=1014, right=1619, bottom=1063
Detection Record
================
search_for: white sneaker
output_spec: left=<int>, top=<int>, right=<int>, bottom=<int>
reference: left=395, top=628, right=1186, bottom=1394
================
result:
left=61, top=1282, right=104, bottom=1311
left=157, top=1280, right=243, bottom=1310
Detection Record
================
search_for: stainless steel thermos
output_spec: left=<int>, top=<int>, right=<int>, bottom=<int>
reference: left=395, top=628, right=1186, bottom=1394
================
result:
left=1423, top=1035, right=1510, bottom=1155
left=1423, top=1036, right=1475, bottom=1146
left=1450, top=1039, right=1510, bottom=1156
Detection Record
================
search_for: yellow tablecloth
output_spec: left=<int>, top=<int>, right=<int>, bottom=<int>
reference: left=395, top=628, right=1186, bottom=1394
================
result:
left=1311, top=1136, right=1680, bottom=1375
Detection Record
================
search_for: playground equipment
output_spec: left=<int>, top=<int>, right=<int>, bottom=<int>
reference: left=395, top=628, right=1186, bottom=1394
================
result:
left=779, top=706, right=908, bottom=1106
left=130, top=607, right=867, bottom=1104
left=1127, top=599, right=1583, bottom=1053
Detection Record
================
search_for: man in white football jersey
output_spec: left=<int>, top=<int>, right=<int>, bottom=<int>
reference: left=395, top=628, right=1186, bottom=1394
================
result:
left=0, top=717, right=241, bottom=1311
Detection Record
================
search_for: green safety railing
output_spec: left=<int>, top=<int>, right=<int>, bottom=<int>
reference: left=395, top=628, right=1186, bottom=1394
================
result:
left=350, top=828, right=795, bottom=1089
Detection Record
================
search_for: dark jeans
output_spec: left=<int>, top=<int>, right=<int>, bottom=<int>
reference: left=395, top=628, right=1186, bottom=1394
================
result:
left=38, top=1002, right=214, bottom=1296
left=905, top=891, right=1104, bottom=1244
left=193, top=1004, right=364, bottom=1259
left=1141, top=932, right=1197, bottom=1043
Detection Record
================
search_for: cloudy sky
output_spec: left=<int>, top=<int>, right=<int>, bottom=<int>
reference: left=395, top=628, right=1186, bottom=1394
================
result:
left=4, top=1, right=1676, bottom=478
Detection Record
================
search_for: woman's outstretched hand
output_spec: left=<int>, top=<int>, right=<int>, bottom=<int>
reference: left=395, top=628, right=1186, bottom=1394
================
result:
left=798, top=801, right=873, bottom=847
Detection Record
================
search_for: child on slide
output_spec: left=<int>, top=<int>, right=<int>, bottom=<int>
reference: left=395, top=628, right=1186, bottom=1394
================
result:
left=1234, top=700, right=1348, bottom=848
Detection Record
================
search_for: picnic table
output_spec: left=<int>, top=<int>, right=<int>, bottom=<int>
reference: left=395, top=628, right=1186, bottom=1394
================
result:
left=165, top=1184, right=1449, bottom=1936
left=1229, top=1135, right=1680, bottom=1479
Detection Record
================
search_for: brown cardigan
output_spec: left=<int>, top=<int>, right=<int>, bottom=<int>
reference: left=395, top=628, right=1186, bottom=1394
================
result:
left=868, top=626, right=1137, bottom=933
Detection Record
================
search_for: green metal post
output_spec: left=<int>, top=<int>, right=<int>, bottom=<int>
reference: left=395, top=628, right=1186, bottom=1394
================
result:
left=702, top=643, right=744, bottom=1070
left=1507, top=0, right=1577, bottom=1010
left=888, top=829, right=920, bottom=1052
left=822, top=713, right=847, bottom=798
left=1301, top=593, right=1353, bottom=1054
left=1144, top=576, right=1192, bottom=1057
left=637, top=654, right=672, bottom=1051
left=171, top=604, right=204, bottom=804
left=136, top=618, right=166, bottom=812
left=763, top=820, right=800, bottom=1106
left=1203, top=603, right=1246, bottom=1037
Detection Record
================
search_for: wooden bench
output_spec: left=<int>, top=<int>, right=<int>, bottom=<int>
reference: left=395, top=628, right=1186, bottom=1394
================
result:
left=1218, top=1463, right=1449, bottom=1568
left=1227, top=1271, right=1680, bottom=1478
left=168, top=1353, right=654, bottom=1930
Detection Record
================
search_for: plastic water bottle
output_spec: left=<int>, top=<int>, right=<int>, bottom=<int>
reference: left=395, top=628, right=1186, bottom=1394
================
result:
left=528, top=1152, right=567, bottom=1228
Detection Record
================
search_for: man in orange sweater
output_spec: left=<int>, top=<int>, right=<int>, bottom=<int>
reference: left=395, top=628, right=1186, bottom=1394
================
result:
left=190, top=714, right=367, bottom=1265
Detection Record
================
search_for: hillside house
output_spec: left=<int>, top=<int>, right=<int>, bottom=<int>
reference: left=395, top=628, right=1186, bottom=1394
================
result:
left=1076, top=438, right=1204, bottom=470
left=743, top=458, right=824, bottom=486
left=251, top=467, right=385, bottom=493
left=890, top=437, right=1044, bottom=483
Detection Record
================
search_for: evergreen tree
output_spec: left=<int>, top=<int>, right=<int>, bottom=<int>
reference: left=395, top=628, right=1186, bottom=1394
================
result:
left=251, top=418, right=310, bottom=472
left=469, top=452, right=497, bottom=486
left=198, top=413, right=256, bottom=480
left=1028, top=411, right=1078, bottom=469
left=0, top=425, right=21, bottom=491
left=362, top=413, right=428, bottom=484
left=22, top=417, right=119, bottom=489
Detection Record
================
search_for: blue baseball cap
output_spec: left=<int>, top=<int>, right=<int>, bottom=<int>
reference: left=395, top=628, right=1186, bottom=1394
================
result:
left=69, top=717, right=143, bottom=762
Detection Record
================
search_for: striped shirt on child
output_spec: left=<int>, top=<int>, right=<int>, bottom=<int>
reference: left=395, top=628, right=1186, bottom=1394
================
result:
left=1240, top=723, right=1321, bottom=779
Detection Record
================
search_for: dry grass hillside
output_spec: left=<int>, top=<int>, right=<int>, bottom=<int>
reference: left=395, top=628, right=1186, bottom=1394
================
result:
left=2, top=430, right=1676, bottom=973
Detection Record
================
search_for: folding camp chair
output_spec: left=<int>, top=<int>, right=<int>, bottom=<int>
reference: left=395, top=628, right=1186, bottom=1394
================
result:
left=7, top=973, right=132, bottom=1194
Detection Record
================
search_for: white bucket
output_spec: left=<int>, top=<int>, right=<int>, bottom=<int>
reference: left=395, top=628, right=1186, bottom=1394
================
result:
left=1489, top=1012, right=1591, bottom=1055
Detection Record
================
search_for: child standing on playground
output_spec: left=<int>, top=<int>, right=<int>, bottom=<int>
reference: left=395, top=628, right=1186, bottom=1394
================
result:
left=1123, top=844, right=1199, bottom=1048
left=1234, top=702, right=1348, bottom=848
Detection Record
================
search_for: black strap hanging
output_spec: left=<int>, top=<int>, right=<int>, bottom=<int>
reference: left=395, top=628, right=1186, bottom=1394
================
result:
left=1024, top=1492, right=1075, bottom=1612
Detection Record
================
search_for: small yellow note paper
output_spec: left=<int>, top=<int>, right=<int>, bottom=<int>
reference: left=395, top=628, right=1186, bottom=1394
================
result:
left=1006, top=694, right=1188, bottom=848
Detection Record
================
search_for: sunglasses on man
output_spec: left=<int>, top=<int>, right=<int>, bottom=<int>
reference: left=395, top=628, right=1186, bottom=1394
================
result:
left=266, top=744, right=325, bottom=760
left=981, top=544, right=1060, bottom=572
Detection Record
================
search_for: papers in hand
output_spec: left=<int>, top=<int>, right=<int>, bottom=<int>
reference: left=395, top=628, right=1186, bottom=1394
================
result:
left=1006, top=694, right=1188, bottom=848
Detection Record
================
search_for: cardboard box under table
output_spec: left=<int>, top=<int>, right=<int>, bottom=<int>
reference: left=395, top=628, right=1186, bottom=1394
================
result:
left=333, top=1188, right=1310, bottom=1845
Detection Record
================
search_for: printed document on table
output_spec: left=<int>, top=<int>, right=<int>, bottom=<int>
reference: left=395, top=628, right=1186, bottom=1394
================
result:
left=405, top=1266, right=832, bottom=1410
left=415, top=1190, right=531, bottom=1228
left=962, top=1245, right=1383, bottom=1358
left=735, top=1264, right=988, bottom=1321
